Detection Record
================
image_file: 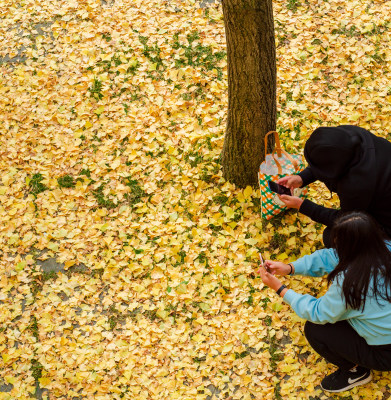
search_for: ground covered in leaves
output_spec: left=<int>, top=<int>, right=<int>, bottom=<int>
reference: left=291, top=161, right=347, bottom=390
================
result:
left=1, top=0, right=391, bottom=399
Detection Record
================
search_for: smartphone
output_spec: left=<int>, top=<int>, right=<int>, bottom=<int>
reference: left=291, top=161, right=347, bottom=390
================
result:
left=268, top=180, right=291, bottom=196
left=259, top=253, right=270, bottom=272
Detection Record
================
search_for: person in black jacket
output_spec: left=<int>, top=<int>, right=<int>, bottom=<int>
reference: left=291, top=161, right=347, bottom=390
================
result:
left=277, top=125, right=391, bottom=247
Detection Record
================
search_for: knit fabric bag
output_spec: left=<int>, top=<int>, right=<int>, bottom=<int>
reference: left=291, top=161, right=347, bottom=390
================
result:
left=259, top=131, right=307, bottom=220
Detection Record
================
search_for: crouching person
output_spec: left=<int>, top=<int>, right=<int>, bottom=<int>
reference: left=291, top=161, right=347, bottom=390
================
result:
left=258, top=212, right=391, bottom=392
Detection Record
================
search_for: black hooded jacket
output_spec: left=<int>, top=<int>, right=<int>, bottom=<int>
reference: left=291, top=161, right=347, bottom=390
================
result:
left=298, top=125, right=391, bottom=236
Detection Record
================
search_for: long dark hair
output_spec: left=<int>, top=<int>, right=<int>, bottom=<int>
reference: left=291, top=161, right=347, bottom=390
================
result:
left=327, top=212, right=391, bottom=310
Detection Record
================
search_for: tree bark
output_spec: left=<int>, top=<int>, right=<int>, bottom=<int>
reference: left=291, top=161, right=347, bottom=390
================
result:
left=221, top=0, right=276, bottom=188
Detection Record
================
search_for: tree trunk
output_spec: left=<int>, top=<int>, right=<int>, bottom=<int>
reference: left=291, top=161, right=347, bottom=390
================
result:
left=221, top=0, right=276, bottom=188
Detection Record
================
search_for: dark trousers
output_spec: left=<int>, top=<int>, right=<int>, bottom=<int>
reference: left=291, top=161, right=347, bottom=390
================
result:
left=304, top=320, right=391, bottom=371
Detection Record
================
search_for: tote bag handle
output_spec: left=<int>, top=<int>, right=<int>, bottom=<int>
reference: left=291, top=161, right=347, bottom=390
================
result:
left=264, top=131, right=300, bottom=172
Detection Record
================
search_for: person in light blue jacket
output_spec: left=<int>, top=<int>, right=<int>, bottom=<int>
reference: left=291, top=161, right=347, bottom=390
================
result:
left=258, top=211, right=391, bottom=393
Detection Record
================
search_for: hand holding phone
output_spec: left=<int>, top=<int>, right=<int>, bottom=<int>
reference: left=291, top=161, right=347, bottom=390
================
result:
left=268, top=180, right=291, bottom=196
left=277, top=175, right=303, bottom=189
left=259, top=253, right=270, bottom=273
left=264, top=260, right=292, bottom=276
left=277, top=194, right=304, bottom=210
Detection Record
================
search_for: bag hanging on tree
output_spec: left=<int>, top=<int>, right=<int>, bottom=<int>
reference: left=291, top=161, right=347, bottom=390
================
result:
left=258, top=131, right=307, bottom=220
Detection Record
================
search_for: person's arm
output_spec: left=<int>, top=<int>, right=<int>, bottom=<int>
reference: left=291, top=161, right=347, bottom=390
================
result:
left=298, top=166, right=316, bottom=187
left=264, top=248, right=339, bottom=277
left=283, top=280, right=358, bottom=324
left=299, top=199, right=341, bottom=227
left=257, top=266, right=290, bottom=299
left=291, top=248, right=339, bottom=277
left=299, top=180, right=373, bottom=226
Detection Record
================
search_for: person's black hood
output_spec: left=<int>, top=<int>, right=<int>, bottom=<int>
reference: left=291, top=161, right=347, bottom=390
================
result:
left=304, top=125, right=376, bottom=197
left=304, top=126, right=362, bottom=182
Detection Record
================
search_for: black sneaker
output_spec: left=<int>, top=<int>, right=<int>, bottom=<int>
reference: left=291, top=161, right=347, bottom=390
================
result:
left=320, top=366, right=372, bottom=392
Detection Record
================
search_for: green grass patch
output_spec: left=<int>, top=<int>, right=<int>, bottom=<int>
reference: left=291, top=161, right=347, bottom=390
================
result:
left=57, top=175, right=75, bottom=188
left=139, top=35, right=164, bottom=71
left=79, top=168, right=91, bottom=178
left=287, top=0, right=301, bottom=12
left=184, top=151, right=203, bottom=168
left=331, top=25, right=360, bottom=37
left=234, top=350, right=250, bottom=359
left=31, top=359, right=43, bottom=381
left=123, top=177, right=146, bottom=205
left=28, top=173, right=48, bottom=197
left=108, top=305, right=127, bottom=330
left=102, top=33, right=112, bottom=42
left=143, top=309, right=159, bottom=321
left=88, top=77, right=103, bottom=100
left=92, top=184, right=117, bottom=209
left=29, top=315, right=39, bottom=340
left=42, top=270, right=58, bottom=281
left=172, top=31, right=226, bottom=80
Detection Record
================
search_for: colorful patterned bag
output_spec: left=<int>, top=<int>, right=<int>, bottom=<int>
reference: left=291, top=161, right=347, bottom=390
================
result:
left=258, top=131, right=307, bottom=220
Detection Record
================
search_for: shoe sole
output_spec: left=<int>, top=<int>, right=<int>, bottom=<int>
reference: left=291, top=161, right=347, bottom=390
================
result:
left=320, top=372, right=372, bottom=393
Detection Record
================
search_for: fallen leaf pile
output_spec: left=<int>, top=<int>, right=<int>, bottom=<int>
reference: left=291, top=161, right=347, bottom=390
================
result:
left=1, top=0, right=391, bottom=399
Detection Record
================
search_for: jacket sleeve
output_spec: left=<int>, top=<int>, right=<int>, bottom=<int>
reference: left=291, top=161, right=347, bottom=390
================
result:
left=283, top=281, right=355, bottom=324
left=299, top=199, right=341, bottom=226
left=291, top=248, right=339, bottom=277
left=298, top=166, right=316, bottom=187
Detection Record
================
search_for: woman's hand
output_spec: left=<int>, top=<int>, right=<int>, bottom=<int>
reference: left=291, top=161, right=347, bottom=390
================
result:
left=278, top=175, right=303, bottom=189
left=264, top=260, right=293, bottom=276
left=278, top=194, right=303, bottom=210
left=257, top=265, right=282, bottom=291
